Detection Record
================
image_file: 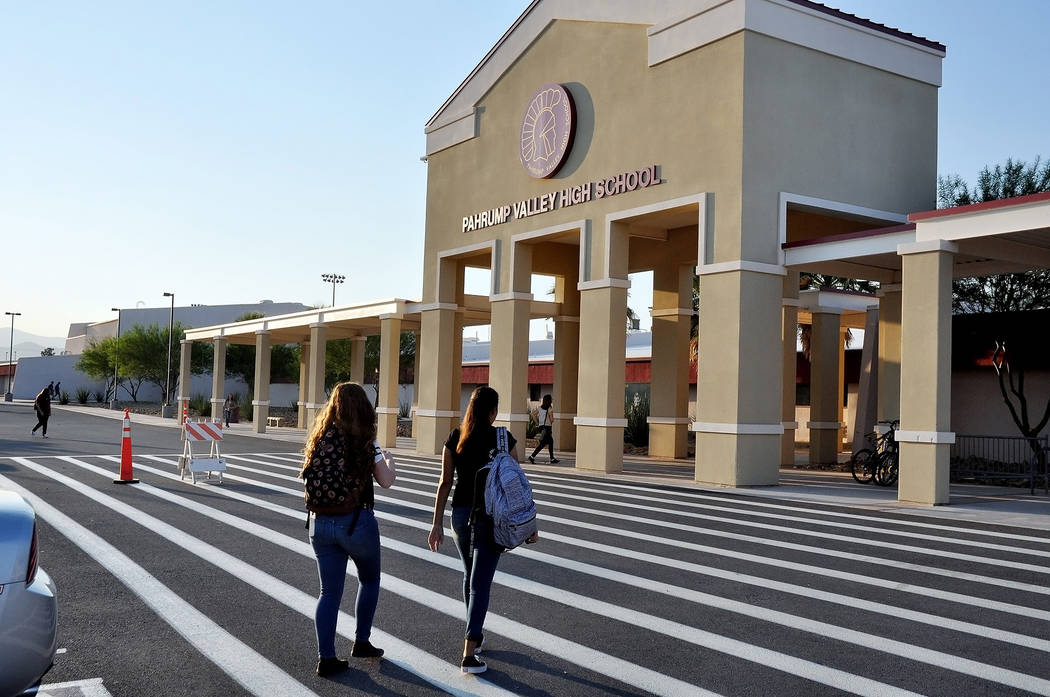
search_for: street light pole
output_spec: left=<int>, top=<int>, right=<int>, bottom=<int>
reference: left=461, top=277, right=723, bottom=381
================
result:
left=163, top=292, right=175, bottom=417
left=4, top=311, right=20, bottom=401
left=321, top=273, right=345, bottom=307
left=110, top=307, right=121, bottom=409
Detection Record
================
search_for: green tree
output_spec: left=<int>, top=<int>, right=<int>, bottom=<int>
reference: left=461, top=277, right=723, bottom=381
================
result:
left=940, top=156, right=1050, bottom=313
left=75, top=336, right=120, bottom=401
left=40, top=347, right=55, bottom=357
left=119, top=322, right=194, bottom=403
left=222, top=313, right=301, bottom=395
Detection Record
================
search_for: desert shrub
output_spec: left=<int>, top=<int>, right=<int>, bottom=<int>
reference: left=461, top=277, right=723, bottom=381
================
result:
left=94, top=390, right=106, bottom=403
left=75, top=388, right=90, bottom=404
left=58, top=390, right=70, bottom=405
left=236, top=392, right=253, bottom=421
left=398, top=400, right=411, bottom=419
left=189, top=393, right=211, bottom=417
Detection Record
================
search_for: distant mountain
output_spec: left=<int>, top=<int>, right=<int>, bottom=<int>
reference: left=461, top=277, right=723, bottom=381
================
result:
left=0, top=329, right=66, bottom=360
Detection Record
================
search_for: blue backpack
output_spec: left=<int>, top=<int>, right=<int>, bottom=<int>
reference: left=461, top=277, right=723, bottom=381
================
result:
left=483, top=427, right=538, bottom=550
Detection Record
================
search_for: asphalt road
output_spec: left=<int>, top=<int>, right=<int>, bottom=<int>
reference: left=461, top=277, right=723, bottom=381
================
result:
left=1, top=402, right=1049, bottom=697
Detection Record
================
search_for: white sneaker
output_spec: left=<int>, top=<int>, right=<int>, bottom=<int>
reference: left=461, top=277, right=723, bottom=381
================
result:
left=41, top=434, right=49, bottom=439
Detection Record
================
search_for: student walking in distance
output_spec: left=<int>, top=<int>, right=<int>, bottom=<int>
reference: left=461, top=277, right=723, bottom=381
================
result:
left=31, top=387, right=51, bottom=438
left=52, top=381, right=61, bottom=399
left=528, top=393, right=559, bottom=464
left=300, top=382, right=397, bottom=678
left=428, top=386, right=539, bottom=674
left=223, top=393, right=236, bottom=427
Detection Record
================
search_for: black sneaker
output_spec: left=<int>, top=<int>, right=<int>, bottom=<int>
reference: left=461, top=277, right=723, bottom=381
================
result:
left=351, top=640, right=384, bottom=658
left=550, top=458, right=559, bottom=464
left=527, top=456, right=535, bottom=464
left=316, top=656, right=349, bottom=677
left=461, top=654, right=487, bottom=674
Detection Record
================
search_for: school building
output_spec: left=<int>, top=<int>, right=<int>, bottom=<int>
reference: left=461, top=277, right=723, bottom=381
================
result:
left=183, top=0, right=1050, bottom=506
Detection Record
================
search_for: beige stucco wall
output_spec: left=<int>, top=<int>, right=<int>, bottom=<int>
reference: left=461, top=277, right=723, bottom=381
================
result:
left=741, top=33, right=939, bottom=261
left=423, top=19, right=746, bottom=299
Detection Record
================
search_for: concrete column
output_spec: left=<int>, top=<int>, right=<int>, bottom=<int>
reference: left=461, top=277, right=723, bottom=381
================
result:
left=210, top=337, right=227, bottom=421
left=553, top=267, right=580, bottom=451
left=252, top=331, right=271, bottom=434
left=648, top=262, right=691, bottom=459
left=781, top=273, right=800, bottom=466
left=575, top=222, right=628, bottom=473
left=177, top=339, right=192, bottom=424
left=349, top=336, right=366, bottom=384
left=898, top=244, right=956, bottom=505
left=808, top=309, right=842, bottom=465
left=877, top=286, right=903, bottom=422
left=416, top=306, right=459, bottom=454
left=851, top=305, right=879, bottom=454
left=376, top=316, right=402, bottom=446
left=490, top=242, right=532, bottom=446
left=297, top=341, right=310, bottom=427
left=694, top=270, right=783, bottom=485
left=305, top=324, right=327, bottom=431
left=489, top=296, right=532, bottom=447
left=410, top=330, right=420, bottom=439
left=838, top=326, right=848, bottom=447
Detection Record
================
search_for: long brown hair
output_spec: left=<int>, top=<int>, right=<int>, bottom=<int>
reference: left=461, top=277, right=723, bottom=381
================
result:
left=457, top=386, right=499, bottom=454
left=301, top=382, right=377, bottom=479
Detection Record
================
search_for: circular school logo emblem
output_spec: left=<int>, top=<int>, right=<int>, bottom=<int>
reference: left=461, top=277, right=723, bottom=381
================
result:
left=519, top=83, right=576, bottom=179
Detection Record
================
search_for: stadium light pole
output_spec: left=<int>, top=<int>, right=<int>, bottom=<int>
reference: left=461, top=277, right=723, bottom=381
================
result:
left=163, top=292, right=175, bottom=417
left=321, top=273, right=345, bottom=307
left=4, top=311, right=20, bottom=401
left=110, top=307, right=121, bottom=409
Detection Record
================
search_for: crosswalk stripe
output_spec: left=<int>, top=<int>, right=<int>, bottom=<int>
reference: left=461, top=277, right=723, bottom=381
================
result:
left=391, top=472, right=1050, bottom=578
left=0, top=470, right=323, bottom=697
left=50, top=456, right=709, bottom=697
left=21, top=457, right=525, bottom=697
left=72, top=456, right=1050, bottom=693
left=130, top=454, right=1050, bottom=612
left=393, top=457, right=1050, bottom=548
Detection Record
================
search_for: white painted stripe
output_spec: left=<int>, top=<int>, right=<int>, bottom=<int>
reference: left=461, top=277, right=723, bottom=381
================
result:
left=382, top=468, right=1050, bottom=606
left=0, top=470, right=321, bottom=697
left=56, top=456, right=710, bottom=697
left=389, top=466, right=1050, bottom=569
left=82, top=457, right=1050, bottom=694
left=123, top=455, right=1050, bottom=608
left=28, top=678, right=113, bottom=697
left=52, top=459, right=961, bottom=695
left=429, top=467, right=1050, bottom=561
left=23, top=458, right=521, bottom=697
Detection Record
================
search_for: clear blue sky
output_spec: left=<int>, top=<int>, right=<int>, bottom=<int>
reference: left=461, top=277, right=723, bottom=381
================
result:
left=2, top=1, right=1047, bottom=341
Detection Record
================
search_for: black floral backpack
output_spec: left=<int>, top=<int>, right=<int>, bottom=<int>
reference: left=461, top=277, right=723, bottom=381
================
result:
left=302, top=429, right=364, bottom=516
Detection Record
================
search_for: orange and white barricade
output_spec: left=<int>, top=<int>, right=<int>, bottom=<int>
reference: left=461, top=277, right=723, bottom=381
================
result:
left=178, top=419, right=226, bottom=484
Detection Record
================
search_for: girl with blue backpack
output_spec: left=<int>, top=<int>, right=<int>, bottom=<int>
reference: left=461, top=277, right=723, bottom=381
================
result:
left=427, top=386, right=539, bottom=674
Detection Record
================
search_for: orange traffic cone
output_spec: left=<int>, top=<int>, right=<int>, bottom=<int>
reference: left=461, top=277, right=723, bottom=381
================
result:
left=114, top=409, right=139, bottom=484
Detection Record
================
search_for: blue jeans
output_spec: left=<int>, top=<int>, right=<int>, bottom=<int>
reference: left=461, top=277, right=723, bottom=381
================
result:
left=309, top=509, right=381, bottom=658
left=451, top=507, right=502, bottom=641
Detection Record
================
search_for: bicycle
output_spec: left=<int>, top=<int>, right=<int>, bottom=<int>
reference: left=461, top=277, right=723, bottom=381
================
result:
left=850, top=420, right=900, bottom=485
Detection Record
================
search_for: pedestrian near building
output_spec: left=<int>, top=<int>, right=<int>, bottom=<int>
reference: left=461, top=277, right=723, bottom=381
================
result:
left=300, top=382, right=397, bottom=678
left=46, top=381, right=54, bottom=399
left=528, top=393, right=559, bottom=464
left=428, top=386, right=539, bottom=674
left=31, top=387, right=51, bottom=438
left=52, top=381, right=61, bottom=399
left=223, top=394, right=236, bottom=428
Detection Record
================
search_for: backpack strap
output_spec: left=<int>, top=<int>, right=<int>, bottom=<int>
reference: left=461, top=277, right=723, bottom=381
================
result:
left=495, top=426, right=509, bottom=455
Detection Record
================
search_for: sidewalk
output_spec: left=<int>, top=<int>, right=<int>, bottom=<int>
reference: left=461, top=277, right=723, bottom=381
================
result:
left=53, top=404, right=1050, bottom=531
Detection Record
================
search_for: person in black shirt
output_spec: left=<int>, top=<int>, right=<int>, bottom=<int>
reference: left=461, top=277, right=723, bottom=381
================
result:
left=428, top=386, right=538, bottom=674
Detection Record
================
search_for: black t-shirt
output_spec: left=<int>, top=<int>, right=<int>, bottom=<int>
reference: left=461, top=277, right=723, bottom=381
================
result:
left=444, top=425, right=517, bottom=510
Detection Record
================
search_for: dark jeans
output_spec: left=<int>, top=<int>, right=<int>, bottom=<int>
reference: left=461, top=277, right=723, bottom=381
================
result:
left=32, top=412, right=49, bottom=436
left=309, top=509, right=381, bottom=658
left=451, top=507, right=502, bottom=641
left=531, top=425, right=554, bottom=459
left=223, top=408, right=231, bottom=427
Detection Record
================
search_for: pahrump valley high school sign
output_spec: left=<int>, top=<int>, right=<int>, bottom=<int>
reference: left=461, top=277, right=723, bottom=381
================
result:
left=462, top=82, right=662, bottom=233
